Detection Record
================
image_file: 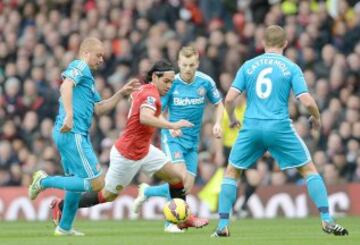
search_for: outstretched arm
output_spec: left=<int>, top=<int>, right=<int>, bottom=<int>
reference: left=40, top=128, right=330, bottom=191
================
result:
left=140, top=107, right=193, bottom=129
left=95, top=79, right=140, bottom=116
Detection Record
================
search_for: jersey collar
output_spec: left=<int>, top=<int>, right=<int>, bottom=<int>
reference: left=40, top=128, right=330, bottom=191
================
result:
left=177, top=73, right=196, bottom=85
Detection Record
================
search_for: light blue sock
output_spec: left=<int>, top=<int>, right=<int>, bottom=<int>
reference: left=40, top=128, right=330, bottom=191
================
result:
left=306, top=174, right=332, bottom=222
left=59, top=191, right=81, bottom=231
left=144, top=183, right=170, bottom=199
left=41, top=176, right=92, bottom=192
left=217, top=177, right=237, bottom=230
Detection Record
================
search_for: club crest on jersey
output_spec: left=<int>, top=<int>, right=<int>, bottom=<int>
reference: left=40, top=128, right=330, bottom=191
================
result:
left=146, top=96, right=156, bottom=106
left=197, top=87, right=205, bottom=96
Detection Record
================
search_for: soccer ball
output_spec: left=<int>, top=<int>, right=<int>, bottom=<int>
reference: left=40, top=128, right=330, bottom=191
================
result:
left=163, top=198, right=190, bottom=224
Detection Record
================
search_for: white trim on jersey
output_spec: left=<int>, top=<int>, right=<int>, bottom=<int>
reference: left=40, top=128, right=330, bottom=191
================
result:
left=213, top=99, right=223, bottom=105
left=281, top=159, right=312, bottom=170
left=76, top=61, right=87, bottom=71
left=176, top=73, right=195, bottom=85
left=295, top=92, right=309, bottom=99
left=290, top=123, right=312, bottom=162
left=196, top=71, right=216, bottom=86
left=230, top=86, right=243, bottom=94
left=140, top=104, right=156, bottom=111
left=187, top=170, right=196, bottom=176
left=75, top=134, right=94, bottom=178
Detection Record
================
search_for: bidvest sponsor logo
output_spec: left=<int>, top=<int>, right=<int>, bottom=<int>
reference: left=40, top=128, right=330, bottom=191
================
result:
left=173, top=97, right=205, bottom=106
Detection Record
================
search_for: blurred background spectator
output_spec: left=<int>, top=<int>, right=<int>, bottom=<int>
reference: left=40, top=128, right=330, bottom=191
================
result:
left=0, top=0, right=359, bottom=188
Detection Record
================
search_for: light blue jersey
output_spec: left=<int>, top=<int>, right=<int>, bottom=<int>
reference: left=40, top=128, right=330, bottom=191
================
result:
left=162, top=71, right=222, bottom=148
left=161, top=71, right=222, bottom=176
left=232, top=52, right=308, bottom=120
left=55, top=59, right=101, bottom=135
left=53, top=59, right=102, bottom=179
left=229, top=52, right=311, bottom=170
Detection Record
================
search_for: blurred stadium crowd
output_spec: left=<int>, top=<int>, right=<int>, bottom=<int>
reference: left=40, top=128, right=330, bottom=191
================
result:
left=0, top=0, right=359, bottom=188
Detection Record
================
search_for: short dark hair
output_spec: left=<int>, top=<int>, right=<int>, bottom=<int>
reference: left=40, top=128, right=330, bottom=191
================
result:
left=145, top=60, right=175, bottom=83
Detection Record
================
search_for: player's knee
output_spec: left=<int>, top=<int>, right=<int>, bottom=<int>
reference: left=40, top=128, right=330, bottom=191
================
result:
left=168, top=175, right=182, bottom=185
left=224, top=164, right=241, bottom=179
left=170, top=165, right=186, bottom=183
left=297, top=161, right=319, bottom=177
left=184, top=174, right=195, bottom=192
left=246, top=170, right=261, bottom=186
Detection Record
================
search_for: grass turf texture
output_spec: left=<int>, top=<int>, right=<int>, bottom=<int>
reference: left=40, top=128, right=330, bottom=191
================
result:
left=0, top=217, right=358, bottom=245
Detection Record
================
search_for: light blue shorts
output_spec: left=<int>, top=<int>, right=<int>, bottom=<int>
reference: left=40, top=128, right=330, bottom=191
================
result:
left=229, top=119, right=312, bottom=170
left=161, top=135, right=198, bottom=176
left=52, top=129, right=101, bottom=179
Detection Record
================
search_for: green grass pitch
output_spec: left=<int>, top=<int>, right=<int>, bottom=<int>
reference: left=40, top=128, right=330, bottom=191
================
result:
left=0, top=217, right=359, bottom=245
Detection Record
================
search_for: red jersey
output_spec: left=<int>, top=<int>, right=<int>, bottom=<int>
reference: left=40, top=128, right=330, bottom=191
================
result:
left=115, top=83, right=161, bottom=160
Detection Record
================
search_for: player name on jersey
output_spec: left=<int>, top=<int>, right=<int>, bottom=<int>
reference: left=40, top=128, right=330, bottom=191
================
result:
left=246, top=57, right=291, bottom=76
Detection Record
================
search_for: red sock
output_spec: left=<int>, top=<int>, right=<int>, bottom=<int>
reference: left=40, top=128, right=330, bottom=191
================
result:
left=98, top=192, right=107, bottom=203
left=170, top=182, right=184, bottom=189
left=169, top=182, right=186, bottom=200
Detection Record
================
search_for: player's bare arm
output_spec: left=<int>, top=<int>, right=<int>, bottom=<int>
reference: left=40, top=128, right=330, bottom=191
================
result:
left=298, top=93, right=321, bottom=130
left=140, top=107, right=193, bottom=129
left=212, top=102, right=224, bottom=138
left=94, top=78, right=141, bottom=116
left=224, top=88, right=241, bottom=129
left=159, top=114, right=183, bottom=137
left=60, top=78, right=74, bottom=133
left=213, top=136, right=225, bottom=167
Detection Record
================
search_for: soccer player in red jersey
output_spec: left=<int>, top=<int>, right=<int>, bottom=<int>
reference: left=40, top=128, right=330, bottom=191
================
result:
left=51, top=60, right=193, bottom=230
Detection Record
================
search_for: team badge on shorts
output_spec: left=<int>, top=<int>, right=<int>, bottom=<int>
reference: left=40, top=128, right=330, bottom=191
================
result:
left=197, top=87, right=205, bottom=96
left=116, top=185, right=123, bottom=191
left=174, top=151, right=182, bottom=159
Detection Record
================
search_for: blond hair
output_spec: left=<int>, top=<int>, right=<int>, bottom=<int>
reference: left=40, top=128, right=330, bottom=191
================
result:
left=264, top=25, right=287, bottom=48
left=178, top=46, right=199, bottom=59
left=79, top=37, right=103, bottom=56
